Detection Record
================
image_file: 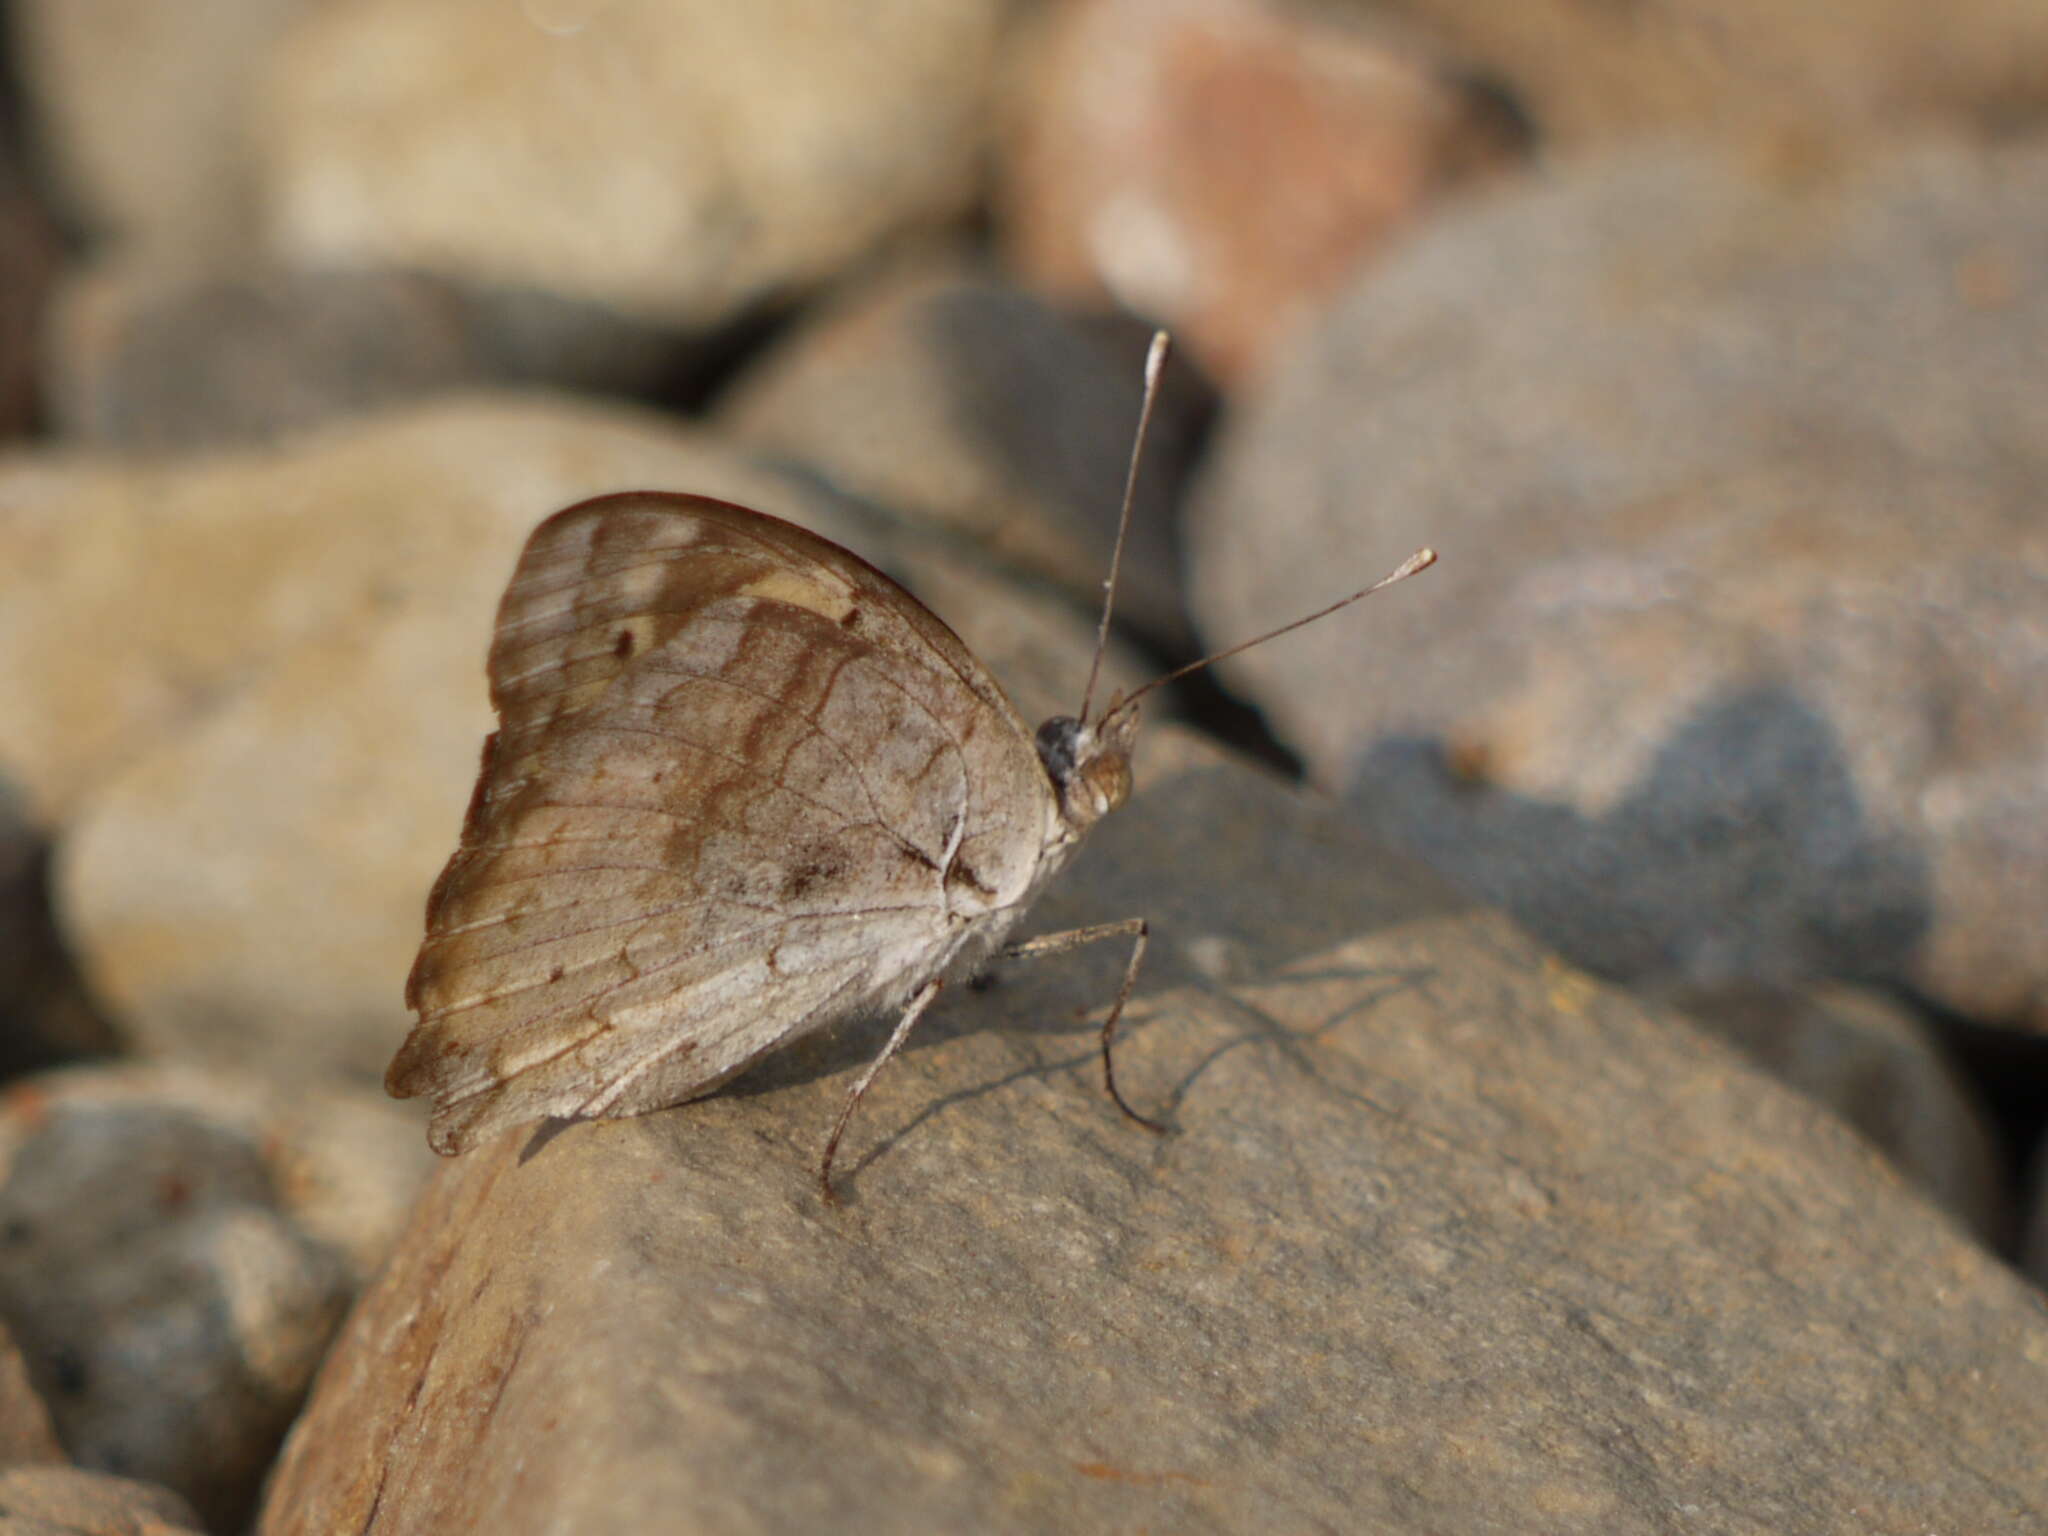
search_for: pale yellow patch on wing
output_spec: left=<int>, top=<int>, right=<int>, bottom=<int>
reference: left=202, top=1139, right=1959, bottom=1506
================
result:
left=737, top=567, right=856, bottom=622
left=550, top=678, right=617, bottom=715
left=614, top=561, right=675, bottom=604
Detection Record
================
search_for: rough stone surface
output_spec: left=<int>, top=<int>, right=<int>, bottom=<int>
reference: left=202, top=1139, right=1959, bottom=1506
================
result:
left=1000, top=0, right=1530, bottom=384
left=721, top=252, right=1203, bottom=651
left=8, top=0, right=318, bottom=258
left=49, top=396, right=1140, bottom=1083
left=0, top=1063, right=432, bottom=1528
left=260, top=735, right=2048, bottom=1535
left=1666, top=982, right=2007, bottom=1245
left=1374, top=0, right=2048, bottom=146
left=0, top=1465, right=202, bottom=1536
left=1191, top=139, right=2048, bottom=1033
left=257, top=0, right=1012, bottom=328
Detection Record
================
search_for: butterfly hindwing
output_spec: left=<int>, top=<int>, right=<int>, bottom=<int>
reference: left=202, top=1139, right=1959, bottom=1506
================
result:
left=390, top=493, right=1056, bottom=1153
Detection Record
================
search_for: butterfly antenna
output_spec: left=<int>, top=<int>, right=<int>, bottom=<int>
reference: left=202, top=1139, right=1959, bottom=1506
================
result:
left=1079, top=330, right=1171, bottom=726
left=1112, top=546, right=1438, bottom=716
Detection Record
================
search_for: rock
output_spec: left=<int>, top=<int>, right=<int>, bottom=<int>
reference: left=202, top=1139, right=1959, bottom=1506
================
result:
left=259, top=731, right=2048, bottom=1533
left=48, top=394, right=1143, bottom=1083
left=999, top=0, right=1530, bottom=385
left=0, top=1466, right=202, bottom=1535
left=0, top=1061, right=436, bottom=1285
left=257, top=0, right=1012, bottom=329
left=0, top=1062, right=432, bottom=1528
left=34, top=400, right=825, bottom=1073
left=0, top=394, right=826, bottom=828
left=0, top=146, right=60, bottom=445
left=2023, top=1135, right=2048, bottom=1292
left=43, top=258, right=697, bottom=451
left=1664, top=982, right=2006, bottom=1244
left=1190, top=139, right=2048, bottom=1033
left=1380, top=0, right=2048, bottom=146
left=43, top=263, right=486, bottom=451
left=0, top=786, right=115, bottom=1082
left=0, top=1314, right=64, bottom=1467
left=721, top=251, right=1204, bottom=652
left=8, top=0, right=319, bottom=258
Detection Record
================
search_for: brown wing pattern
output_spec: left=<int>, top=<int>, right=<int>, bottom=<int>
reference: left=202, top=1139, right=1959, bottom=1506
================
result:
left=389, top=493, right=1054, bottom=1153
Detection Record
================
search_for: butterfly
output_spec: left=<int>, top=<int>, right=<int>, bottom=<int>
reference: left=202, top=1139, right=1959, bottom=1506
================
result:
left=386, top=335, right=1433, bottom=1197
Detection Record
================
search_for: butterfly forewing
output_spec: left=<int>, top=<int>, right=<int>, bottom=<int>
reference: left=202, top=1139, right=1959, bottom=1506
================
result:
left=391, top=493, right=1057, bottom=1154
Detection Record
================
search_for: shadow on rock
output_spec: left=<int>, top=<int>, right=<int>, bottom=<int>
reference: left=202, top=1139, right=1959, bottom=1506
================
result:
left=1345, top=682, right=1932, bottom=991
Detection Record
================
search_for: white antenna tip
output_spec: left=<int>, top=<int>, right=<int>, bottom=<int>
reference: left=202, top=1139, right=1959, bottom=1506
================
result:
left=1395, top=547, right=1438, bottom=580
left=1144, top=330, right=1171, bottom=387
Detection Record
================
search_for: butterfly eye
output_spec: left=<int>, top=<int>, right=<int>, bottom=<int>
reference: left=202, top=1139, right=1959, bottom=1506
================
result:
left=1033, top=716, right=1084, bottom=780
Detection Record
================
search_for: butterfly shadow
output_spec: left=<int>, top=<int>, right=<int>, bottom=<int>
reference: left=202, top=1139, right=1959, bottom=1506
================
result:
left=717, top=759, right=1475, bottom=1186
left=825, top=954, right=1451, bottom=1192
left=517, top=1117, right=584, bottom=1165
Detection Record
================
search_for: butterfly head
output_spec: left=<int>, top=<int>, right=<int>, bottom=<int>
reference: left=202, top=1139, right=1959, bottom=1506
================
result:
left=1035, top=698, right=1139, bottom=835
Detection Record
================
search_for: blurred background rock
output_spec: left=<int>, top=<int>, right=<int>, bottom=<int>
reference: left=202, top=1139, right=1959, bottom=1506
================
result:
left=0, top=0, right=2044, bottom=1528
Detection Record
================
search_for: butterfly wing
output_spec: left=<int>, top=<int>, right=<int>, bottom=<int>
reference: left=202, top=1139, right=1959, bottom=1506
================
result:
left=389, top=493, right=1057, bottom=1153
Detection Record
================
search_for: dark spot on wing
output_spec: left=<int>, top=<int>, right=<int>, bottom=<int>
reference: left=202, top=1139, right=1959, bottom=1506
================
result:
left=614, top=629, right=636, bottom=658
left=548, top=964, right=566, bottom=983
left=839, top=606, right=861, bottom=628
left=781, top=843, right=849, bottom=902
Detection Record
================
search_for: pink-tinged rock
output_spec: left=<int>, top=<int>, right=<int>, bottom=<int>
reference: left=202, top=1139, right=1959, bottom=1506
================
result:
left=1363, top=0, right=2048, bottom=147
left=1000, top=0, right=1529, bottom=385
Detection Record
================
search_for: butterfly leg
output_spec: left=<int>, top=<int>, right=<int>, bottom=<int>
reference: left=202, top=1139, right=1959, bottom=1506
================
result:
left=1000, top=918, right=1166, bottom=1135
left=820, top=976, right=945, bottom=1204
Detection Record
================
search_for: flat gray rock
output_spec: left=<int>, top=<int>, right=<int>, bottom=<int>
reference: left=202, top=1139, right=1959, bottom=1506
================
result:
left=721, top=252, right=1201, bottom=653
left=260, top=736, right=2048, bottom=1535
left=1664, top=981, right=2006, bottom=1243
left=1191, top=139, right=2048, bottom=1034
left=0, top=1063, right=434, bottom=1528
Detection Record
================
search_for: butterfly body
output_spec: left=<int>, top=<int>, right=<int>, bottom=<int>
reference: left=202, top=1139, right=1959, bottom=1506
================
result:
left=389, top=492, right=1134, bottom=1156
